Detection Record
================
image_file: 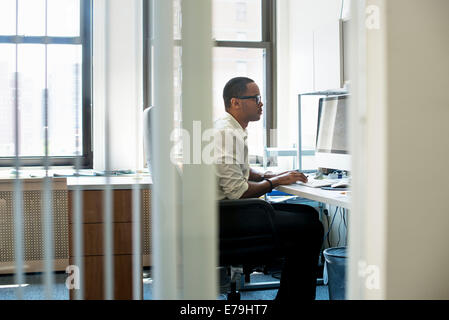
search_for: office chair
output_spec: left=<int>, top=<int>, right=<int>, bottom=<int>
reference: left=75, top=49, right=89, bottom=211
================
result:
left=219, top=198, right=282, bottom=300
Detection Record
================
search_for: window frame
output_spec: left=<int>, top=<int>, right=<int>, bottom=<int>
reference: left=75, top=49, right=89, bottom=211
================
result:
left=0, top=0, right=93, bottom=168
left=214, top=0, right=277, bottom=148
left=143, top=0, right=277, bottom=149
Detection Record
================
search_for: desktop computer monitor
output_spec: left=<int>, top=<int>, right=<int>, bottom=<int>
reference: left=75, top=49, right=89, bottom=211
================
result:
left=315, top=95, right=351, bottom=172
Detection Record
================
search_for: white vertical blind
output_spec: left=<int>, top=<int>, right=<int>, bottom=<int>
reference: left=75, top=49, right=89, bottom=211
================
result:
left=13, top=0, right=24, bottom=299
left=348, top=0, right=387, bottom=300
left=181, top=0, right=217, bottom=299
left=72, top=61, right=84, bottom=300
left=132, top=0, right=143, bottom=301
left=42, top=0, right=55, bottom=299
left=103, top=0, right=114, bottom=300
left=152, top=0, right=179, bottom=299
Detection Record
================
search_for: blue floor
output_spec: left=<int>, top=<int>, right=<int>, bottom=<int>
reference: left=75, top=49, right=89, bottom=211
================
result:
left=0, top=271, right=329, bottom=300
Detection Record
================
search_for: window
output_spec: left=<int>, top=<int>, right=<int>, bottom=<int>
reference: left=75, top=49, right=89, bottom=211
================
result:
left=0, top=0, right=92, bottom=167
left=143, top=0, right=274, bottom=162
left=212, top=0, right=274, bottom=161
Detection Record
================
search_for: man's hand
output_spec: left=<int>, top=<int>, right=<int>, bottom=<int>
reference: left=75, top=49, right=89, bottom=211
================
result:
left=241, top=170, right=307, bottom=199
left=270, top=171, right=308, bottom=188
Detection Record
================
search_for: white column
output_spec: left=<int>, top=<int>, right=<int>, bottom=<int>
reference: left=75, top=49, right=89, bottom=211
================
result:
left=181, top=0, right=217, bottom=299
left=152, top=0, right=179, bottom=299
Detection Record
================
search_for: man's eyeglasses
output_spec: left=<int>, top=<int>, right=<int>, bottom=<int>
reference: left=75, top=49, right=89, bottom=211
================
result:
left=235, top=95, right=262, bottom=105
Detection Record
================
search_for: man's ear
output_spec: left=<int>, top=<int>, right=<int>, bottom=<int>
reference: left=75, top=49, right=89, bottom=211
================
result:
left=230, top=97, right=240, bottom=109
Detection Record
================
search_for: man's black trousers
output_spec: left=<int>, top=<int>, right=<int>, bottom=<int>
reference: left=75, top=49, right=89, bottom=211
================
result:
left=270, top=203, right=324, bottom=301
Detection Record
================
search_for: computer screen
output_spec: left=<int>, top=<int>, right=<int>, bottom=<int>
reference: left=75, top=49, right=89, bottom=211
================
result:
left=315, top=95, right=351, bottom=171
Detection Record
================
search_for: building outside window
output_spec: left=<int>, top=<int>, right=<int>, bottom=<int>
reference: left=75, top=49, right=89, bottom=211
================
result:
left=0, top=0, right=92, bottom=167
left=235, top=2, right=247, bottom=22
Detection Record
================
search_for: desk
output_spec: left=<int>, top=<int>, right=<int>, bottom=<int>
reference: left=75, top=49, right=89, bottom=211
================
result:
left=276, top=183, right=350, bottom=209
left=277, top=183, right=350, bottom=287
left=67, top=176, right=152, bottom=300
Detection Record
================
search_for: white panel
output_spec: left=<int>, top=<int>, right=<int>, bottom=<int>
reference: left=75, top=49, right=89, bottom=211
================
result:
left=383, top=0, right=449, bottom=299
left=347, top=0, right=449, bottom=300
left=181, top=0, right=217, bottom=299
left=347, top=0, right=388, bottom=300
left=152, top=0, right=179, bottom=300
left=347, top=0, right=369, bottom=300
left=362, top=0, right=387, bottom=300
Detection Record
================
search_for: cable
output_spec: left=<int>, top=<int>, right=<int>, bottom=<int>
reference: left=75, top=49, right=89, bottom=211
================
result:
left=339, top=208, right=347, bottom=246
left=326, top=210, right=331, bottom=247
left=326, top=211, right=332, bottom=247
left=344, top=208, right=348, bottom=246
left=337, top=208, right=343, bottom=247
left=324, top=207, right=339, bottom=247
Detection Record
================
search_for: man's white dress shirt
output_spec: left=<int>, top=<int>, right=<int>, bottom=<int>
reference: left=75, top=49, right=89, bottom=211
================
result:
left=214, top=112, right=249, bottom=200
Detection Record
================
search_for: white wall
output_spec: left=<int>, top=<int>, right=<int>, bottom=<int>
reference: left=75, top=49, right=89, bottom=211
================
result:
left=277, top=0, right=345, bottom=154
left=93, top=0, right=143, bottom=171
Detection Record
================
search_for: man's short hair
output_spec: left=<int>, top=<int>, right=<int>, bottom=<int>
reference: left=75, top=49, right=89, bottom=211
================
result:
left=223, top=77, right=254, bottom=110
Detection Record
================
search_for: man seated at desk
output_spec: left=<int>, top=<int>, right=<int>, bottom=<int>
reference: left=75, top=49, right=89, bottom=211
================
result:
left=215, top=77, right=324, bottom=302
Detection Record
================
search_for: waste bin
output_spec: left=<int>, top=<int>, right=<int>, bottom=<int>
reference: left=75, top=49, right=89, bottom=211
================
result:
left=323, top=246, right=347, bottom=300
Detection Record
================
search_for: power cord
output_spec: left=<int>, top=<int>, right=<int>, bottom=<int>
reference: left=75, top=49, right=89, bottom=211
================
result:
left=337, top=209, right=343, bottom=247
left=343, top=208, right=348, bottom=246
left=324, top=207, right=339, bottom=247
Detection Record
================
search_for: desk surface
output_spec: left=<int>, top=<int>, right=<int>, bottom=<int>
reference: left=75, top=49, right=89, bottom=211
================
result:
left=67, top=176, right=349, bottom=207
left=66, top=175, right=152, bottom=190
left=277, top=183, right=350, bottom=209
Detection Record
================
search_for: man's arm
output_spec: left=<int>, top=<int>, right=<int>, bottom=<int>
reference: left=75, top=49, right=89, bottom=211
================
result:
left=249, top=168, right=264, bottom=182
left=241, top=171, right=308, bottom=199
left=240, top=180, right=272, bottom=198
left=248, top=168, right=290, bottom=182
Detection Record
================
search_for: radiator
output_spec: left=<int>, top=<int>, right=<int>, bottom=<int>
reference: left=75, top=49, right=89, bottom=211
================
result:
left=0, top=185, right=151, bottom=274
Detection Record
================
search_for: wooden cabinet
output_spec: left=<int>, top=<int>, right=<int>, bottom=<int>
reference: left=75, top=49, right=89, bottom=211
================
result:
left=68, top=189, right=144, bottom=300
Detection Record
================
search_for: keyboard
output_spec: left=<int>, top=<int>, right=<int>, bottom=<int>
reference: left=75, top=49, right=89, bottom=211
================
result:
left=296, top=179, right=335, bottom=188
